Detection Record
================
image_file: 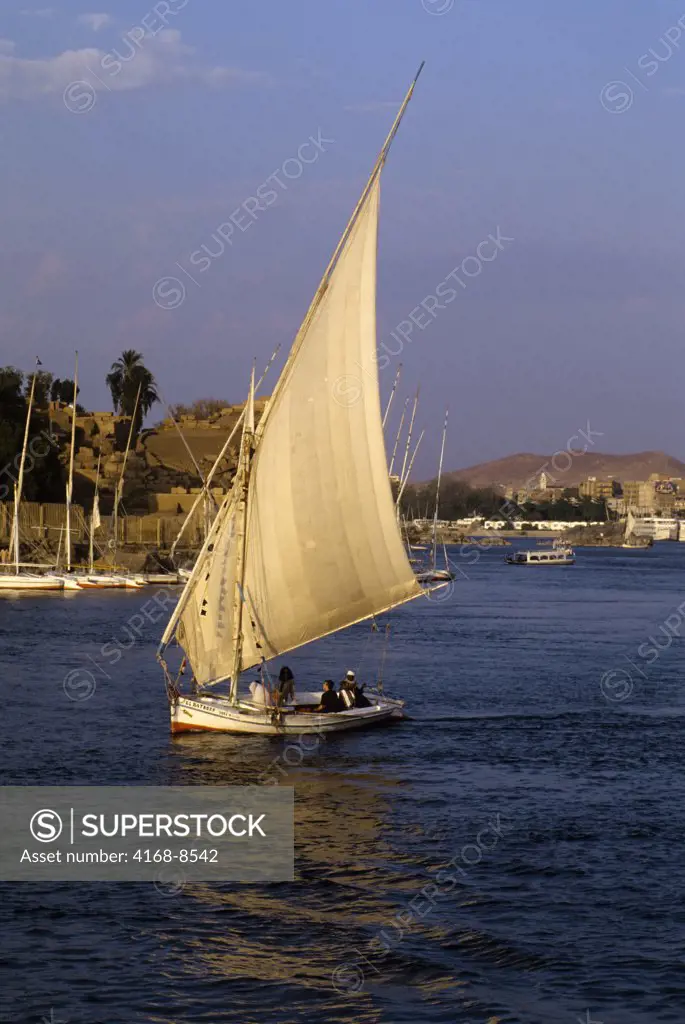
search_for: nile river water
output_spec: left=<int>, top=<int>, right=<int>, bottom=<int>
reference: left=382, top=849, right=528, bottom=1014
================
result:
left=1, top=541, right=684, bottom=1023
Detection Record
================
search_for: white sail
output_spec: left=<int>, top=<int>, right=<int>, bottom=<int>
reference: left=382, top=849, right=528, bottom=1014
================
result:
left=172, top=175, right=422, bottom=686
left=625, top=509, right=635, bottom=540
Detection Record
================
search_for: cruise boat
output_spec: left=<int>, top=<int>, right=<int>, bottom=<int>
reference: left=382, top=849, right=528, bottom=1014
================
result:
left=629, top=516, right=678, bottom=542
left=506, top=546, right=575, bottom=566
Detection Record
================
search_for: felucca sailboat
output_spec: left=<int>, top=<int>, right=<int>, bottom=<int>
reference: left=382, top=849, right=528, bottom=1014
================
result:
left=158, top=65, right=435, bottom=735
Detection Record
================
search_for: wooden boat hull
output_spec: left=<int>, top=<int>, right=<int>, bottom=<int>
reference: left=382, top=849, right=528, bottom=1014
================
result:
left=170, top=692, right=404, bottom=735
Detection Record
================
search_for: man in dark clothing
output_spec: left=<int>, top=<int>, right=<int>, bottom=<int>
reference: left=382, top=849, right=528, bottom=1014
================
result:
left=316, top=680, right=342, bottom=713
left=339, top=669, right=357, bottom=708
left=339, top=669, right=371, bottom=709
left=353, top=684, right=371, bottom=708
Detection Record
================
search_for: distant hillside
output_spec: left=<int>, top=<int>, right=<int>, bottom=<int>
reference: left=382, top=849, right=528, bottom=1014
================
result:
left=442, top=451, right=685, bottom=491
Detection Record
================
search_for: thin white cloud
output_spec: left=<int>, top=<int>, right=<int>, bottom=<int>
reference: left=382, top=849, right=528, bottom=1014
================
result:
left=20, top=7, right=54, bottom=16
left=0, top=40, right=16, bottom=55
left=0, top=29, right=262, bottom=102
left=77, top=13, right=113, bottom=32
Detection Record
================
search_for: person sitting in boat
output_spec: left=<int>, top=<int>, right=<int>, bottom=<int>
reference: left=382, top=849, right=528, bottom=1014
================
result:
left=339, top=669, right=371, bottom=709
left=316, top=680, right=342, bottom=713
left=352, top=682, right=371, bottom=709
left=338, top=670, right=356, bottom=709
left=275, top=665, right=295, bottom=705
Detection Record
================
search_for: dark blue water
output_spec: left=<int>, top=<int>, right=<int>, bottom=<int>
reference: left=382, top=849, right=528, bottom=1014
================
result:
left=1, top=542, right=684, bottom=1024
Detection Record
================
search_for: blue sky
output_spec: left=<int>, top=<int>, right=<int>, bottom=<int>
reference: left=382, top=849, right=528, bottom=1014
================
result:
left=1, top=0, right=684, bottom=474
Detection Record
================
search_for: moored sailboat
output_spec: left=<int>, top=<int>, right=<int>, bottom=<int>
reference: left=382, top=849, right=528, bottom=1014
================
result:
left=415, top=410, right=455, bottom=584
left=80, top=387, right=146, bottom=589
left=157, top=65, right=435, bottom=735
left=51, top=355, right=84, bottom=591
left=0, top=359, right=66, bottom=592
left=621, top=510, right=652, bottom=549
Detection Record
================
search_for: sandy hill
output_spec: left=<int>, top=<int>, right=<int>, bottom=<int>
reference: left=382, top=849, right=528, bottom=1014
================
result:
left=443, top=451, right=685, bottom=491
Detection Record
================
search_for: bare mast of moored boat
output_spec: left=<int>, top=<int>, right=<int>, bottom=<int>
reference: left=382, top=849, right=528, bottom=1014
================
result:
left=10, top=358, right=40, bottom=573
left=65, top=353, right=78, bottom=574
left=431, top=409, right=449, bottom=574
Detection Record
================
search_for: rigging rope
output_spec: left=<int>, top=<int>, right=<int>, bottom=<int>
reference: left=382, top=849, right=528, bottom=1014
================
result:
left=376, top=623, right=391, bottom=694
left=355, top=615, right=378, bottom=681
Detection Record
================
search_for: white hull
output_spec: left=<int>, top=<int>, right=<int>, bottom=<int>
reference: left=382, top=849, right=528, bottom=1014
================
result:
left=51, top=574, right=83, bottom=590
left=506, top=549, right=574, bottom=565
left=170, top=690, right=404, bottom=735
left=506, top=558, right=575, bottom=566
left=0, top=574, right=64, bottom=591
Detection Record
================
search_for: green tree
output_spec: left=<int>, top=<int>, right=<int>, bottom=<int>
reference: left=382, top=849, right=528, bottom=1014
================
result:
left=50, top=377, right=79, bottom=404
left=400, top=477, right=503, bottom=520
left=0, top=368, right=25, bottom=493
left=0, top=365, right=63, bottom=502
left=106, top=350, right=159, bottom=434
left=25, top=370, right=53, bottom=408
left=0, top=367, right=24, bottom=417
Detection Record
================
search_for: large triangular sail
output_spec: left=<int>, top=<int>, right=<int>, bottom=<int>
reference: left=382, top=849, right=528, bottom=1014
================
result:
left=162, top=67, right=426, bottom=689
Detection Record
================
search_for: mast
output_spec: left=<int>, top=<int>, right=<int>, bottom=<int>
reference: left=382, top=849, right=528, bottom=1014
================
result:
left=159, top=394, right=215, bottom=544
left=254, top=62, right=425, bottom=447
left=161, top=395, right=206, bottom=484
left=168, top=343, right=281, bottom=561
left=169, top=413, right=243, bottom=561
left=11, top=357, right=40, bottom=572
left=55, top=525, right=64, bottom=571
left=65, top=351, right=78, bottom=573
left=396, top=429, right=424, bottom=510
left=399, top=387, right=419, bottom=490
left=89, top=453, right=101, bottom=573
left=382, top=363, right=402, bottom=429
left=228, top=369, right=256, bottom=704
left=388, top=397, right=409, bottom=478
left=112, top=384, right=141, bottom=566
left=432, top=409, right=448, bottom=572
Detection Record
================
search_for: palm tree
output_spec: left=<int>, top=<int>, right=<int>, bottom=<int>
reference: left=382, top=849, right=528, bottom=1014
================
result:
left=106, top=350, right=158, bottom=434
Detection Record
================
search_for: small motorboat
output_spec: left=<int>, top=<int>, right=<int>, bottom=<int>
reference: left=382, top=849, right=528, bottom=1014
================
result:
left=415, top=567, right=454, bottom=583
